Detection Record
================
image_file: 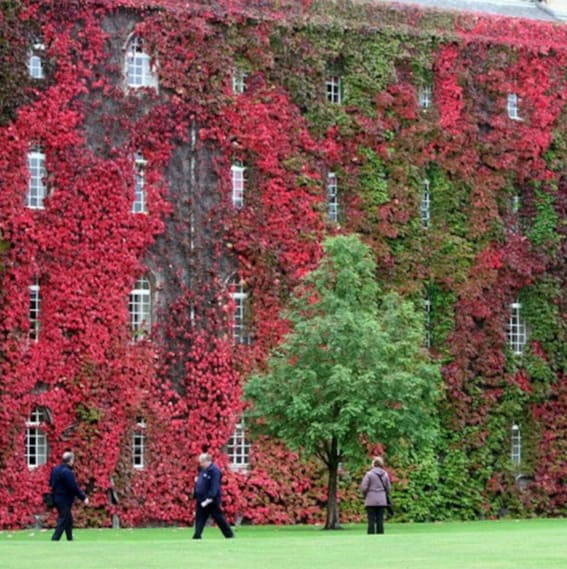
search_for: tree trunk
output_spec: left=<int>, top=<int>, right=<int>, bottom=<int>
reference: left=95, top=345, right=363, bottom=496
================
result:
left=324, top=436, right=341, bottom=530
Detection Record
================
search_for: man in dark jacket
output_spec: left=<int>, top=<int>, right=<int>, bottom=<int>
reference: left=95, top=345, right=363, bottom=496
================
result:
left=192, top=453, right=234, bottom=539
left=49, top=451, right=88, bottom=541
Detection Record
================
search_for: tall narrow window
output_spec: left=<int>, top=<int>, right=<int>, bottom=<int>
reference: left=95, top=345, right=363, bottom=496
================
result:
left=421, top=179, right=431, bottom=229
left=507, top=301, right=527, bottom=355
left=232, top=68, right=247, bottom=94
left=227, top=420, right=250, bottom=471
left=26, top=408, right=49, bottom=468
left=418, top=84, right=432, bottom=109
left=125, top=36, right=158, bottom=89
left=129, top=277, right=152, bottom=339
left=424, top=295, right=432, bottom=349
left=511, top=423, right=521, bottom=465
left=230, top=280, right=248, bottom=344
left=325, top=76, right=342, bottom=104
left=28, top=43, right=45, bottom=79
left=231, top=161, right=245, bottom=209
left=507, top=93, right=520, bottom=121
left=29, top=278, right=40, bottom=341
left=27, top=148, right=47, bottom=209
left=133, top=417, right=146, bottom=469
left=327, top=172, right=338, bottom=222
left=133, top=152, right=147, bottom=213
left=512, top=194, right=521, bottom=232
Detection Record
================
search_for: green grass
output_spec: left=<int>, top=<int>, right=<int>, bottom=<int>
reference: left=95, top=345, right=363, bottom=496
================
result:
left=1, top=520, right=566, bottom=569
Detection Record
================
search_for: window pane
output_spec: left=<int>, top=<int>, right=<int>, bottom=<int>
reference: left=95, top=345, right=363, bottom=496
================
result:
left=325, top=76, right=341, bottom=104
left=231, top=164, right=245, bottom=208
left=29, top=281, right=40, bottom=340
left=28, top=54, right=44, bottom=79
left=129, top=277, right=152, bottom=338
left=227, top=421, right=250, bottom=469
left=327, top=173, right=338, bottom=222
left=507, top=302, right=527, bottom=355
left=126, top=37, right=158, bottom=89
left=421, top=179, right=430, bottom=229
left=27, top=150, right=47, bottom=209
left=133, top=153, right=147, bottom=213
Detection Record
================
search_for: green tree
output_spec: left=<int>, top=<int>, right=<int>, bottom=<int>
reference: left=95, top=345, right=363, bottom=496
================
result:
left=245, top=234, right=441, bottom=529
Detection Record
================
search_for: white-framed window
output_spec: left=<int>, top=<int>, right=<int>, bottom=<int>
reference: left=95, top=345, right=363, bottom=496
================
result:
left=230, top=280, right=248, bottom=344
left=327, top=172, right=338, bottom=222
left=129, top=276, right=152, bottom=339
left=231, top=161, right=245, bottom=209
left=424, top=295, right=432, bottom=349
left=507, top=93, right=521, bottom=121
left=125, top=36, right=158, bottom=90
left=232, top=67, right=247, bottom=94
left=28, top=43, right=45, bottom=79
left=29, top=278, right=40, bottom=341
left=325, top=76, right=342, bottom=104
left=27, top=148, right=47, bottom=209
left=421, top=178, right=431, bottom=229
left=227, top=420, right=250, bottom=471
left=511, top=423, right=521, bottom=465
left=133, top=152, right=147, bottom=213
left=26, top=407, right=49, bottom=468
left=507, top=301, right=527, bottom=355
left=133, top=417, right=146, bottom=469
left=418, top=84, right=432, bottom=109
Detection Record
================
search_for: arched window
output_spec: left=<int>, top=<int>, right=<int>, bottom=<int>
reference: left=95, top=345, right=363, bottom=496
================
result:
left=27, top=148, right=47, bottom=209
left=26, top=407, right=49, bottom=468
left=129, top=276, right=152, bottom=339
left=125, top=36, right=158, bottom=90
left=132, top=152, right=147, bottom=213
left=29, top=277, right=40, bottom=341
left=133, top=417, right=146, bottom=469
left=227, top=420, right=250, bottom=471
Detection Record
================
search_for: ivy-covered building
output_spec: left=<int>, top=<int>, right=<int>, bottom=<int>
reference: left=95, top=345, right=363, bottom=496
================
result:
left=0, top=0, right=566, bottom=528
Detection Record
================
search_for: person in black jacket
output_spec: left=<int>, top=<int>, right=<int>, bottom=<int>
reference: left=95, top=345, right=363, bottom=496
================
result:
left=192, top=453, right=234, bottom=539
left=49, top=451, right=89, bottom=541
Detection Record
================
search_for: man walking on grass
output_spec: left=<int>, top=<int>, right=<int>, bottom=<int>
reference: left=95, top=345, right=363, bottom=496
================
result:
left=49, top=451, right=89, bottom=541
left=193, top=453, right=234, bottom=540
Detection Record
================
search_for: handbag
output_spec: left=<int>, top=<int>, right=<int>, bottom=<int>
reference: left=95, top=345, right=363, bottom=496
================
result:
left=43, top=492, right=55, bottom=508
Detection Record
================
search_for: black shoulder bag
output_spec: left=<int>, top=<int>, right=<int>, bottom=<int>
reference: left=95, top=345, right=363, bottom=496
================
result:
left=43, top=468, right=59, bottom=509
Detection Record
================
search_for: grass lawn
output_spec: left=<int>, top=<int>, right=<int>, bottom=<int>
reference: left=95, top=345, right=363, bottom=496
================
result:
left=1, top=519, right=566, bottom=569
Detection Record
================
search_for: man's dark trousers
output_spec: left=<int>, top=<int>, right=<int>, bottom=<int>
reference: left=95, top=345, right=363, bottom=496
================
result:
left=366, top=506, right=385, bottom=535
left=193, top=502, right=234, bottom=539
left=52, top=500, right=74, bottom=541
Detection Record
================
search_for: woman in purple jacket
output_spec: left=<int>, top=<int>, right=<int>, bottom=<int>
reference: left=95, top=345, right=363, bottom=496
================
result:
left=360, top=456, right=391, bottom=535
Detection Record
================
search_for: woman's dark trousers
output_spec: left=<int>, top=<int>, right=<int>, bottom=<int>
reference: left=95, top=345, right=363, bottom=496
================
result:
left=366, top=506, right=385, bottom=534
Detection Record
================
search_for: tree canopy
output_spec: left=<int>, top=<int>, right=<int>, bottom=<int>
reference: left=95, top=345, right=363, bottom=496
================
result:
left=245, top=234, right=441, bottom=528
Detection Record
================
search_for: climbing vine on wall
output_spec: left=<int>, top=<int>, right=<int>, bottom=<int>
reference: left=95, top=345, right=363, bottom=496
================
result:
left=0, top=0, right=566, bottom=527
